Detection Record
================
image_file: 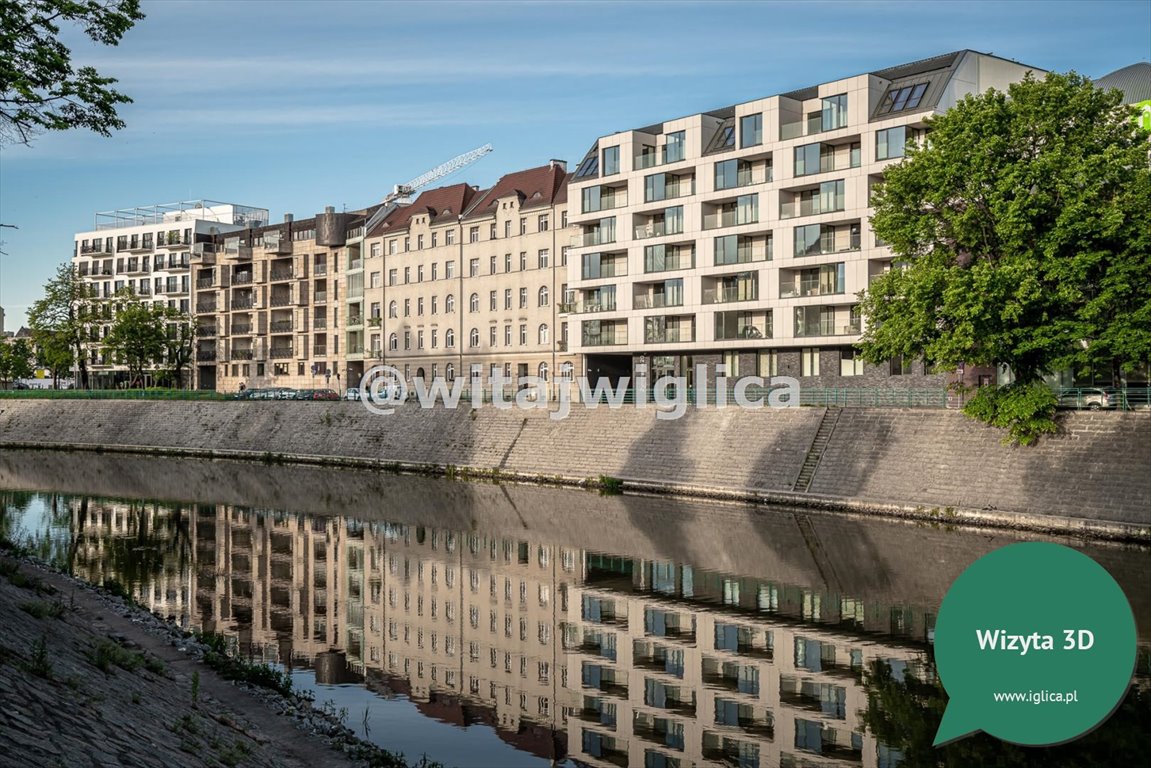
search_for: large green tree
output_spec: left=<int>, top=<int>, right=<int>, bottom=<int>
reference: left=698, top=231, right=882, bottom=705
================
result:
left=0, top=0, right=144, bottom=145
left=0, top=338, right=34, bottom=386
left=28, top=263, right=95, bottom=388
left=861, top=72, right=1151, bottom=443
left=103, top=292, right=167, bottom=387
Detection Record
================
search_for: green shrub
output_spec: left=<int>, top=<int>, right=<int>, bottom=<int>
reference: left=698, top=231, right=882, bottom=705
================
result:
left=963, top=382, right=1059, bottom=445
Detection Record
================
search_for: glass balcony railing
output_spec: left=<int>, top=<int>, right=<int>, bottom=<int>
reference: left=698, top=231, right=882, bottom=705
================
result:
left=780, top=282, right=845, bottom=298
left=571, top=299, right=617, bottom=314
left=582, top=328, right=628, bottom=347
left=703, top=210, right=758, bottom=230
left=703, top=286, right=758, bottom=304
left=795, top=320, right=862, bottom=337
left=781, top=198, right=845, bottom=219
left=644, top=327, right=691, bottom=344
left=572, top=230, right=617, bottom=248
left=633, top=293, right=683, bottom=309
left=634, top=221, right=683, bottom=240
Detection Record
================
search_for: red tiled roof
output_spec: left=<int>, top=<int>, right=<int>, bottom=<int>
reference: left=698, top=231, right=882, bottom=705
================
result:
left=369, top=183, right=479, bottom=237
left=462, top=163, right=568, bottom=220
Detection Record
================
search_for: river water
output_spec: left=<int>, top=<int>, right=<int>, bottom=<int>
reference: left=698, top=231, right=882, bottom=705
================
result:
left=0, top=450, right=1147, bottom=768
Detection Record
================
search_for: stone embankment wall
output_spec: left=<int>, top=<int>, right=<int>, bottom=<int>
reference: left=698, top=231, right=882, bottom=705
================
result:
left=0, top=400, right=1147, bottom=538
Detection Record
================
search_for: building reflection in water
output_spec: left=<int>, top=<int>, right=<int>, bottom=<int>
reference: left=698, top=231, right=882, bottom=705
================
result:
left=58, top=497, right=944, bottom=768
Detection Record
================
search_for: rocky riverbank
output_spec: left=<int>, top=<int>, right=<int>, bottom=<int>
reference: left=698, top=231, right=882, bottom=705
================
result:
left=0, top=547, right=441, bottom=768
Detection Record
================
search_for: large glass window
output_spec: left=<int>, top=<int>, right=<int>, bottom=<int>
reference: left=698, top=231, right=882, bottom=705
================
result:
left=821, top=94, right=848, bottom=131
left=876, top=126, right=907, bottom=160
left=840, top=348, right=864, bottom=376
left=878, top=82, right=928, bottom=115
left=794, top=143, right=821, bottom=176
left=819, top=180, right=845, bottom=214
left=801, top=348, right=821, bottom=376
left=715, top=158, right=752, bottom=190
left=740, top=113, right=762, bottom=148
left=602, top=145, right=620, bottom=176
left=581, top=186, right=601, bottom=214
left=735, top=194, right=757, bottom=225
left=663, top=131, right=685, bottom=164
left=644, top=173, right=665, bottom=203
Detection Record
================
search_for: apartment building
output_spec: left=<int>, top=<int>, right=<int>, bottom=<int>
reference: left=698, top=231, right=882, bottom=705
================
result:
left=565, top=50, right=1043, bottom=391
left=72, top=201, right=268, bottom=387
left=366, top=161, right=578, bottom=394
left=192, top=206, right=370, bottom=392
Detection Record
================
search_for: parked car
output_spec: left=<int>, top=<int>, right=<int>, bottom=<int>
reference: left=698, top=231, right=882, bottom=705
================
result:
left=1103, top=387, right=1151, bottom=411
left=11, top=381, right=30, bottom=390
left=271, top=387, right=297, bottom=400
left=344, top=387, right=361, bottom=401
left=292, top=389, right=317, bottom=401
left=233, top=388, right=264, bottom=400
left=313, top=389, right=340, bottom=401
left=1055, top=387, right=1112, bottom=410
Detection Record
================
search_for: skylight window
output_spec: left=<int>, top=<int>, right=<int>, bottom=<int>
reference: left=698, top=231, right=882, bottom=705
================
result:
left=878, top=82, right=929, bottom=115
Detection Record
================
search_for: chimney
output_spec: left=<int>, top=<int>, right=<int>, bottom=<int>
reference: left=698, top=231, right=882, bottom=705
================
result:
left=325, top=205, right=335, bottom=214
left=549, top=159, right=567, bottom=171
left=284, top=213, right=293, bottom=223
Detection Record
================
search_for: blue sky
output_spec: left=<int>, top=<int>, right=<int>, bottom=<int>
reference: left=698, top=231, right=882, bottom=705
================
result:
left=1, top=0, right=1149, bottom=329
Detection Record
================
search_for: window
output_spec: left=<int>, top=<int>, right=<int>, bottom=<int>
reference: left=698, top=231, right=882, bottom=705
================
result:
left=490, top=255, right=497, bottom=274
left=370, top=271, right=382, bottom=289
left=431, top=232, right=438, bottom=247
left=538, top=214, right=549, bottom=232
left=403, top=330, right=411, bottom=350
left=504, top=289, right=512, bottom=310
left=539, top=324, right=549, bottom=345
left=519, top=324, right=527, bottom=345
left=602, top=145, right=620, bottom=176
left=388, top=300, right=397, bottom=318
left=469, top=258, right=479, bottom=277
left=431, top=262, right=438, bottom=280
left=469, top=226, right=479, bottom=243
left=504, top=220, right=511, bottom=238
left=663, top=130, right=685, bottom=163
left=740, top=113, right=762, bottom=147
left=446, top=229, right=455, bottom=245
left=446, top=362, right=455, bottom=380
left=876, top=125, right=907, bottom=160
left=794, top=142, right=827, bottom=176
left=504, top=253, right=512, bottom=272
left=890, top=355, right=912, bottom=375
left=715, top=158, right=751, bottom=190
left=504, top=325, right=512, bottom=345
left=417, top=330, right=424, bottom=349
left=370, top=242, right=382, bottom=258
left=538, top=286, right=549, bottom=306
left=389, top=240, right=398, bottom=255
left=388, top=269, right=397, bottom=286
left=417, top=265, right=424, bottom=282
left=758, top=350, right=778, bottom=377
left=417, top=234, right=424, bottom=250
left=469, top=293, right=479, bottom=313
left=431, top=296, right=437, bottom=314
left=489, top=223, right=496, bottom=239
left=445, top=329, right=455, bottom=348
left=445, top=294, right=455, bottom=313
left=430, top=330, right=437, bottom=348
left=801, top=348, right=820, bottom=377
left=575, top=151, right=600, bottom=178
left=519, top=287, right=528, bottom=309
left=403, top=298, right=410, bottom=316
left=404, top=267, right=410, bottom=283
left=490, top=290, right=498, bottom=311
left=445, top=260, right=455, bottom=278
left=469, top=328, right=479, bottom=347
left=878, top=82, right=928, bottom=115
left=491, top=326, right=498, bottom=346
left=841, top=348, right=864, bottom=376
left=519, top=217, right=527, bottom=235
left=389, top=334, right=398, bottom=351
left=519, top=252, right=527, bottom=270
left=538, top=249, right=549, bottom=269
left=821, top=94, right=848, bottom=131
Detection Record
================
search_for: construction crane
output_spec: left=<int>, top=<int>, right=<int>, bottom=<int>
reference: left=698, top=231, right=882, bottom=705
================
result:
left=365, top=144, right=493, bottom=234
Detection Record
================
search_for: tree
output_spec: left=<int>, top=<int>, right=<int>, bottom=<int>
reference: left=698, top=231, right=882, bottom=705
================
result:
left=103, top=292, right=166, bottom=387
left=34, top=330, right=73, bottom=388
left=0, top=338, right=34, bottom=386
left=28, top=263, right=95, bottom=388
left=0, top=0, right=144, bottom=145
left=861, top=72, right=1151, bottom=443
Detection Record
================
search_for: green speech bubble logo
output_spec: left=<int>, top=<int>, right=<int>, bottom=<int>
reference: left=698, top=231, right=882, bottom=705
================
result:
left=933, top=542, right=1136, bottom=747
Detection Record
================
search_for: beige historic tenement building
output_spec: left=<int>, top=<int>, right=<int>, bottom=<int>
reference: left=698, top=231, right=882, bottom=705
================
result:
left=363, top=161, right=579, bottom=395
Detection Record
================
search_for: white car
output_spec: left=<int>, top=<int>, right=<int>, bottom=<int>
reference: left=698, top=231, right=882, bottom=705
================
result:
left=344, top=387, right=361, bottom=401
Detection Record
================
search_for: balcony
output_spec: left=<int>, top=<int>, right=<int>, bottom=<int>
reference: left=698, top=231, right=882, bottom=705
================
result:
left=644, top=326, right=692, bottom=344
left=231, top=323, right=253, bottom=335
left=164, top=257, right=191, bottom=271
left=231, top=349, right=254, bottom=361
left=633, top=293, right=683, bottom=310
left=781, top=197, right=845, bottom=220
left=582, top=189, right=629, bottom=214
left=313, top=317, right=327, bottom=330
left=270, top=268, right=293, bottom=282
left=198, top=326, right=217, bottom=338
left=582, top=328, right=627, bottom=347
left=270, top=293, right=293, bottom=308
left=571, top=299, right=617, bottom=314
left=703, top=285, right=758, bottom=305
left=780, top=284, right=844, bottom=299
left=270, top=319, right=293, bottom=333
left=795, top=320, right=861, bottom=337
left=715, top=311, right=771, bottom=341
left=572, top=230, right=617, bottom=248
left=313, top=264, right=328, bottom=277
left=81, top=244, right=112, bottom=256
left=157, top=233, right=190, bottom=249
left=633, top=221, right=683, bottom=241
left=312, top=346, right=327, bottom=357
left=195, top=278, right=215, bottom=290
left=347, top=315, right=364, bottom=328
left=195, top=302, right=217, bottom=314
left=232, top=297, right=255, bottom=311
left=314, top=291, right=327, bottom=304
left=196, top=350, right=217, bottom=362
left=269, top=347, right=294, bottom=359
left=703, top=209, right=758, bottom=230
left=232, top=271, right=254, bottom=286
left=125, top=239, right=151, bottom=253
left=347, top=258, right=363, bottom=271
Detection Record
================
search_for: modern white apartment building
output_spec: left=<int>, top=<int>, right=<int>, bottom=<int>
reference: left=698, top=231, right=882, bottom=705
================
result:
left=564, top=51, right=1043, bottom=392
left=72, top=200, right=267, bottom=387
